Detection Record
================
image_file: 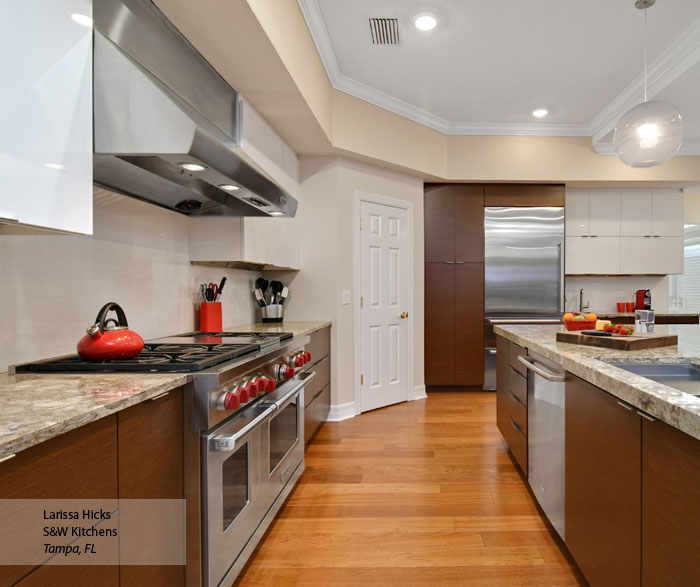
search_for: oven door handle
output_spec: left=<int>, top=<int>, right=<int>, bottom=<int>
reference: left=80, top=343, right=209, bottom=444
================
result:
left=275, top=371, right=317, bottom=411
left=209, top=406, right=275, bottom=452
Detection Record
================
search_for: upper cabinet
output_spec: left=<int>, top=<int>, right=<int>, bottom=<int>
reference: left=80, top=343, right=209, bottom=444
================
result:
left=565, top=190, right=684, bottom=275
left=0, top=0, right=93, bottom=235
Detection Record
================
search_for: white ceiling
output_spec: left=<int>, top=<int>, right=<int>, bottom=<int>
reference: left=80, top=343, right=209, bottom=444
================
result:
left=298, top=0, right=700, bottom=150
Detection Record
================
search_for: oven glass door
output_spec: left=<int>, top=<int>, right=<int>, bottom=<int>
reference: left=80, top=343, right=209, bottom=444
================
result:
left=202, top=405, right=272, bottom=587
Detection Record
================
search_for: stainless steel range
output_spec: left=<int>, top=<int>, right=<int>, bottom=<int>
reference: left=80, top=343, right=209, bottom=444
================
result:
left=14, top=329, right=317, bottom=586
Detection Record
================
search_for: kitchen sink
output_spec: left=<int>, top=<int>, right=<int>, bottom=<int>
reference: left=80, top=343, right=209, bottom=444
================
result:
left=614, top=363, right=700, bottom=396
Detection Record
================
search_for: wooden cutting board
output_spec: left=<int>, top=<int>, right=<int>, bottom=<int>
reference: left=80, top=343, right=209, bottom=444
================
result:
left=556, top=331, right=678, bottom=350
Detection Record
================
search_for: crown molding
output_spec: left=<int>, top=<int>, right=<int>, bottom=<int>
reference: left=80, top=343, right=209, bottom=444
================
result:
left=594, top=141, right=700, bottom=156
left=590, top=16, right=700, bottom=145
left=298, top=0, right=700, bottom=141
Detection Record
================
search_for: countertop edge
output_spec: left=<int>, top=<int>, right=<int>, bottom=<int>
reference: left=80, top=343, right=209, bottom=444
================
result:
left=494, top=326, right=700, bottom=442
left=0, top=375, right=188, bottom=460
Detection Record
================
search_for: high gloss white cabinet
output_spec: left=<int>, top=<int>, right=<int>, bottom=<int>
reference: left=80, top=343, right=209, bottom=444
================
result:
left=189, top=216, right=300, bottom=270
left=0, top=0, right=93, bottom=234
left=566, top=189, right=684, bottom=275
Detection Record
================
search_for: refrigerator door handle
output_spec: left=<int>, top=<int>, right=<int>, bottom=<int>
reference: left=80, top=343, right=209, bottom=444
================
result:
left=558, top=241, right=564, bottom=313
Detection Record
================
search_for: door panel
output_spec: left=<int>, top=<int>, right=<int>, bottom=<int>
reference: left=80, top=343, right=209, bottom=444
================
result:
left=589, top=192, right=620, bottom=236
left=652, top=192, right=684, bottom=236
left=360, top=200, right=410, bottom=411
left=621, top=192, right=652, bottom=236
left=425, top=263, right=455, bottom=385
left=424, top=184, right=454, bottom=262
left=454, top=263, right=484, bottom=385
left=454, top=185, right=485, bottom=263
left=564, top=192, right=589, bottom=236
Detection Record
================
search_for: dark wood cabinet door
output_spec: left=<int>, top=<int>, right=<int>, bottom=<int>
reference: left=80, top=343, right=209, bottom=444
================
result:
left=117, top=388, right=184, bottom=587
left=425, top=262, right=455, bottom=384
left=642, top=418, right=700, bottom=586
left=454, top=185, right=485, bottom=263
left=565, top=375, right=641, bottom=587
left=496, top=335, right=510, bottom=437
left=424, top=184, right=454, bottom=262
left=454, top=262, right=484, bottom=385
left=0, top=416, right=118, bottom=587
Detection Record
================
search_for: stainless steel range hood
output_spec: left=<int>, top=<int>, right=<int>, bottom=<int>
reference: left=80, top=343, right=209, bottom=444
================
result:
left=92, top=0, right=297, bottom=217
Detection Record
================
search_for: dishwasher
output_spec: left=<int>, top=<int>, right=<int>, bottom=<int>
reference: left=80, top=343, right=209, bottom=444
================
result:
left=517, top=351, right=566, bottom=540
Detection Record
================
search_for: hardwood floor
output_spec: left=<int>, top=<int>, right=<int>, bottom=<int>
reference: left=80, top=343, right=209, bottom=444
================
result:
left=236, top=392, right=585, bottom=586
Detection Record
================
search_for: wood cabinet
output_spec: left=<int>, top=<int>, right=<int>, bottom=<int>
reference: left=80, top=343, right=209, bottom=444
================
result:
left=565, top=374, right=641, bottom=587
left=642, top=418, right=700, bottom=586
left=0, top=0, right=93, bottom=235
left=304, top=327, right=331, bottom=443
left=424, top=184, right=484, bottom=387
left=495, top=335, right=528, bottom=474
left=565, top=189, right=684, bottom=275
left=0, top=417, right=119, bottom=586
left=117, top=389, right=184, bottom=586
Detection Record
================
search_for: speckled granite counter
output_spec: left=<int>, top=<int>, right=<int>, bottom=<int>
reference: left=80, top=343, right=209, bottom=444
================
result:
left=0, top=373, right=187, bottom=459
left=229, top=321, right=332, bottom=337
left=494, top=323, right=700, bottom=441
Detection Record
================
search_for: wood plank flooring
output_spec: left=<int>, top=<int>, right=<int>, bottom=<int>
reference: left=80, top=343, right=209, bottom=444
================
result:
left=236, top=392, right=585, bottom=586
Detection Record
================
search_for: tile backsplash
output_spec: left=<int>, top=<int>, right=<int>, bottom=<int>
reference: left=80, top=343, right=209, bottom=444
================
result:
left=0, top=188, right=260, bottom=371
left=565, top=275, right=669, bottom=314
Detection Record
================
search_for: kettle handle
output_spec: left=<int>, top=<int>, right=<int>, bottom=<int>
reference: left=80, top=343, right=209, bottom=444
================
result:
left=94, top=302, right=129, bottom=332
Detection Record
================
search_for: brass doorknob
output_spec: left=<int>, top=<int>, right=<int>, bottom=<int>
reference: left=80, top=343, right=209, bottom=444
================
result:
left=400, top=312, right=408, bottom=319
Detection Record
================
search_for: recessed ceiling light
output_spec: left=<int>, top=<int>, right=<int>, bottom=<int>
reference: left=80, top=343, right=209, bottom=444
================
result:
left=268, top=211, right=285, bottom=216
left=70, top=13, right=93, bottom=27
left=218, top=184, right=240, bottom=191
left=44, top=163, right=65, bottom=170
left=414, top=13, right=438, bottom=31
left=178, top=162, right=205, bottom=172
left=532, top=108, right=549, bottom=118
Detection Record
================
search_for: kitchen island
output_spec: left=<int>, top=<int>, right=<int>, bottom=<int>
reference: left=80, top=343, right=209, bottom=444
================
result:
left=494, top=323, right=700, bottom=587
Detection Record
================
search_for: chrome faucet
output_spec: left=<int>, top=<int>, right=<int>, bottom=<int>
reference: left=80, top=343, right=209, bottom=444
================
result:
left=579, top=289, right=589, bottom=313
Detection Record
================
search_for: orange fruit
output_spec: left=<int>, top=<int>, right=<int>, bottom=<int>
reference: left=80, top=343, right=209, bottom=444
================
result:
left=563, top=312, right=574, bottom=322
left=585, top=312, right=597, bottom=321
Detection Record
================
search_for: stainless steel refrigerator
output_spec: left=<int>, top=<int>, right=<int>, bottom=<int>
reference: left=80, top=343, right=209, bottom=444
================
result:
left=483, top=206, right=564, bottom=389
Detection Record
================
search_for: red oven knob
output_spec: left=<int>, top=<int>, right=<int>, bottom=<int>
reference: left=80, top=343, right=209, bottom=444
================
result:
left=304, top=352, right=312, bottom=363
left=242, top=381, right=257, bottom=398
left=286, top=366, right=296, bottom=378
left=223, top=392, right=240, bottom=411
left=294, top=354, right=304, bottom=367
left=265, top=378, right=276, bottom=392
left=237, top=386, right=249, bottom=404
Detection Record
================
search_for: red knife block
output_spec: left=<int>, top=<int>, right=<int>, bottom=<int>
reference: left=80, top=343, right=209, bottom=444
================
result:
left=200, top=302, right=222, bottom=332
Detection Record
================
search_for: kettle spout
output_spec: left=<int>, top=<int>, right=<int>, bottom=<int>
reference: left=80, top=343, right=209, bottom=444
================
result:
left=86, top=324, right=103, bottom=340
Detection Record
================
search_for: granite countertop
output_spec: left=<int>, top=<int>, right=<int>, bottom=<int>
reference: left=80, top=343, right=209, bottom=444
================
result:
left=0, top=321, right=331, bottom=460
left=595, top=312, right=699, bottom=322
left=494, top=323, right=700, bottom=441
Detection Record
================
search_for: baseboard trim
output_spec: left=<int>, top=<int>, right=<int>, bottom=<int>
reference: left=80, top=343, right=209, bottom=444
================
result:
left=411, top=384, right=427, bottom=401
left=326, top=401, right=356, bottom=422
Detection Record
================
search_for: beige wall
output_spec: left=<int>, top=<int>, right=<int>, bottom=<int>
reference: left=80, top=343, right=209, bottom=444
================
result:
left=281, top=157, right=424, bottom=407
left=0, top=189, right=260, bottom=372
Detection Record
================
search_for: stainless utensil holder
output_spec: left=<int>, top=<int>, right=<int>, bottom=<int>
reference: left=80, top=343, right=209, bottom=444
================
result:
left=261, top=304, right=284, bottom=323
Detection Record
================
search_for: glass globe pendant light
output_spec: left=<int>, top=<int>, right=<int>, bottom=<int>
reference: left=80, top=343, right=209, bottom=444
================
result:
left=613, top=0, right=683, bottom=168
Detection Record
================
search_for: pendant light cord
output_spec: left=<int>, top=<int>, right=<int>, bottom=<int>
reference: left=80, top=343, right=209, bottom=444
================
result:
left=644, top=7, right=648, bottom=103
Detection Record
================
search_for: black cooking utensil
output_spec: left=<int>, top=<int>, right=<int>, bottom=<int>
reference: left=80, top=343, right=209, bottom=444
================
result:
left=217, top=277, right=226, bottom=301
left=270, top=281, right=283, bottom=304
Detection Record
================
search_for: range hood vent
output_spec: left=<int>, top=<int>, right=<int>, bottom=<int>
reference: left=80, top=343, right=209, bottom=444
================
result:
left=92, top=0, right=297, bottom=218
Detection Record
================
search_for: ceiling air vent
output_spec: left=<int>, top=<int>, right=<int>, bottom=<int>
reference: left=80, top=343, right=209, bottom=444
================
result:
left=369, top=17, right=400, bottom=45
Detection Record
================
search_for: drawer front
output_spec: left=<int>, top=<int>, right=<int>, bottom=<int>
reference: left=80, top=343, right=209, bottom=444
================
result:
left=304, top=385, right=330, bottom=444
left=508, top=367, right=527, bottom=406
left=506, top=388, right=527, bottom=436
left=306, top=327, right=330, bottom=366
left=509, top=342, right=528, bottom=377
left=304, top=355, right=329, bottom=407
left=507, top=416, right=528, bottom=473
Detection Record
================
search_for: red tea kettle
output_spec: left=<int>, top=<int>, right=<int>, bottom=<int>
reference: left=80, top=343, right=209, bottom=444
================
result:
left=77, top=303, right=145, bottom=361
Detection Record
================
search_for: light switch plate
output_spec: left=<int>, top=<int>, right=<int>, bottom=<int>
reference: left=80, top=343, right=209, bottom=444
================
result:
left=342, top=290, right=351, bottom=305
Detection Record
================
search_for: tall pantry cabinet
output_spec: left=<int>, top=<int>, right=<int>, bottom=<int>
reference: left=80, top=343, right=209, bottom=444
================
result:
left=424, top=184, right=485, bottom=387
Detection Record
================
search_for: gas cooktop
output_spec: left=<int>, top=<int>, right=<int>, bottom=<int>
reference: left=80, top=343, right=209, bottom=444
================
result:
left=14, top=332, right=295, bottom=374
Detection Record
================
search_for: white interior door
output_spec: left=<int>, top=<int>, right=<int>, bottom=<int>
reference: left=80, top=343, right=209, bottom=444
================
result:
left=359, top=200, right=410, bottom=412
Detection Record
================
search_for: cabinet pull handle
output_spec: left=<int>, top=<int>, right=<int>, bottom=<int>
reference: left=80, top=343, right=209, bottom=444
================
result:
left=590, top=235, right=598, bottom=238
left=644, top=235, right=652, bottom=238
left=0, top=453, right=16, bottom=464
left=445, top=261, right=454, bottom=264
left=616, top=400, right=634, bottom=412
left=511, top=420, right=522, bottom=433
left=509, top=391, right=522, bottom=406
left=150, top=391, right=170, bottom=401
left=637, top=410, right=656, bottom=422
left=455, top=261, right=465, bottom=264
left=652, top=235, right=660, bottom=238
left=581, top=235, right=589, bottom=238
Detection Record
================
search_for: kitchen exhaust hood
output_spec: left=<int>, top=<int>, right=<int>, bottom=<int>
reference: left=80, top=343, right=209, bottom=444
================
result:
left=92, top=0, right=297, bottom=218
